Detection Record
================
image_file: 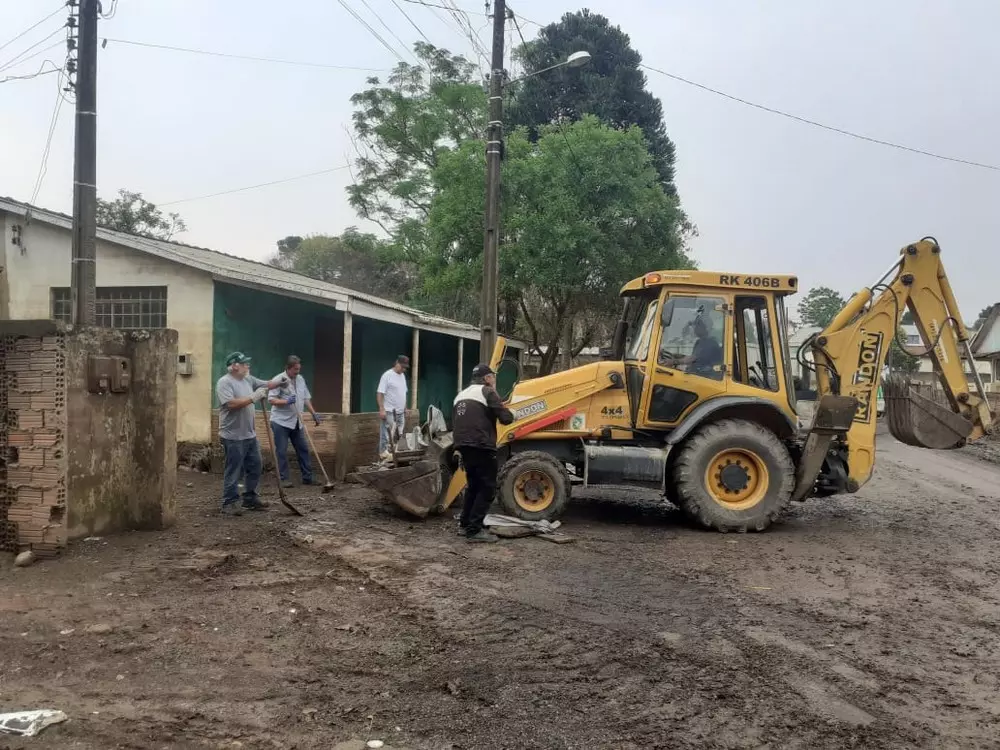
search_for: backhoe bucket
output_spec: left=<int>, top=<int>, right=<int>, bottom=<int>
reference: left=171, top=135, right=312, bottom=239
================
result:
left=883, top=374, right=973, bottom=449
left=356, top=460, right=443, bottom=518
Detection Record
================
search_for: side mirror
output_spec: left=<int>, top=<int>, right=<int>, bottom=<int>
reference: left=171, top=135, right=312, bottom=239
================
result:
left=661, top=299, right=675, bottom=327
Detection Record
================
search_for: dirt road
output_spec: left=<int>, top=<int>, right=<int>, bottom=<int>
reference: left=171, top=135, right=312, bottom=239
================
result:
left=2, top=433, right=1000, bottom=749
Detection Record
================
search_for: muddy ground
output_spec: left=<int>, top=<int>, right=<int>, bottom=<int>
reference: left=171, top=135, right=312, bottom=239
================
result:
left=2, top=431, right=1000, bottom=750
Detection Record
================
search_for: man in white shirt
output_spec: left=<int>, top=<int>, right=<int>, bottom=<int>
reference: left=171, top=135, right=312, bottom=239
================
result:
left=376, top=354, right=409, bottom=458
left=268, top=355, right=322, bottom=488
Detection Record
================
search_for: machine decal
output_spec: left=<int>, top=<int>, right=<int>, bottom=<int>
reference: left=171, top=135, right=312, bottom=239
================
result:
left=570, top=413, right=586, bottom=430
left=600, top=405, right=626, bottom=420
left=511, top=400, right=547, bottom=421
left=718, top=274, right=783, bottom=288
left=851, top=330, right=884, bottom=423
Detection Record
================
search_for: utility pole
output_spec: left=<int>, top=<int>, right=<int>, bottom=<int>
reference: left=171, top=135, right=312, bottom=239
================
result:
left=480, top=0, right=506, bottom=360
left=70, top=0, right=98, bottom=326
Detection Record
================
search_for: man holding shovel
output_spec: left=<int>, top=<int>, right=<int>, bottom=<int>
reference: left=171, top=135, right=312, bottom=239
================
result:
left=268, top=355, right=321, bottom=488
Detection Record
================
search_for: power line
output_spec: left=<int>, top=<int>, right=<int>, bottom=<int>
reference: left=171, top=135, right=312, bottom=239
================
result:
left=160, top=164, right=352, bottom=206
left=356, top=0, right=420, bottom=64
left=640, top=63, right=1000, bottom=173
left=399, top=0, right=476, bottom=11
left=0, top=26, right=66, bottom=73
left=101, top=37, right=387, bottom=72
left=334, top=0, right=408, bottom=63
left=0, top=4, right=65, bottom=56
left=30, top=69, right=67, bottom=204
left=0, top=58, right=62, bottom=84
left=0, top=39, right=66, bottom=75
left=388, top=0, right=433, bottom=44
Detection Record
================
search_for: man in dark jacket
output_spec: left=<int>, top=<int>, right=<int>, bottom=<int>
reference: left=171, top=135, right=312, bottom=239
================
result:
left=453, top=363, right=514, bottom=542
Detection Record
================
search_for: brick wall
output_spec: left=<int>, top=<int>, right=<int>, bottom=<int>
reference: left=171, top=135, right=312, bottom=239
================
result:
left=0, top=332, right=68, bottom=558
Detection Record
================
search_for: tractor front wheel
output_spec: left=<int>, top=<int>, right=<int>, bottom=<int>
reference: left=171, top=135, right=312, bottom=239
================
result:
left=497, top=451, right=571, bottom=522
left=673, top=418, right=794, bottom=532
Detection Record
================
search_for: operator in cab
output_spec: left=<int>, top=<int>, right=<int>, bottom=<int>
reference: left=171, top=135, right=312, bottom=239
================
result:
left=661, top=315, right=723, bottom=375
left=452, top=364, right=514, bottom=543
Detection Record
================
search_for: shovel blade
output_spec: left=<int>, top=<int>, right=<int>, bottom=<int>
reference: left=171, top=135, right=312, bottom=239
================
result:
left=883, top=375, right=973, bottom=449
left=356, top=460, right=442, bottom=518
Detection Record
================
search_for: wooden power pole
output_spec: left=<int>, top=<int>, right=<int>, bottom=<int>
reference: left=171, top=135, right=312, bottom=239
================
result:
left=71, top=0, right=98, bottom=326
left=480, top=0, right=506, bottom=360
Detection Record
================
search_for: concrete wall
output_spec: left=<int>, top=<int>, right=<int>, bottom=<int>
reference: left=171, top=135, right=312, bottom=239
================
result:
left=64, top=327, right=178, bottom=538
left=1, top=323, right=177, bottom=555
left=1, top=217, right=213, bottom=442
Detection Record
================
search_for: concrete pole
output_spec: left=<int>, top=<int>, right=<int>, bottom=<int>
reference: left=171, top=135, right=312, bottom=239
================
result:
left=480, top=0, right=506, bottom=359
left=411, top=328, right=420, bottom=411
left=341, top=311, right=352, bottom=414
left=457, top=337, right=464, bottom=389
left=71, top=0, right=99, bottom=326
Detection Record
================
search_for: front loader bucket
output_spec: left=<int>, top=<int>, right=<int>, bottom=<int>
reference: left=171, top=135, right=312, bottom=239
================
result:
left=883, top=375, right=973, bottom=449
left=356, top=460, right=442, bottom=518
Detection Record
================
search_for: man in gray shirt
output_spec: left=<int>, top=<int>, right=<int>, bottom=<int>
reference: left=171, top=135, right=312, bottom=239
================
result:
left=268, top=355, right=322, bottom=488
left=216, top=352, right=288, bottom=515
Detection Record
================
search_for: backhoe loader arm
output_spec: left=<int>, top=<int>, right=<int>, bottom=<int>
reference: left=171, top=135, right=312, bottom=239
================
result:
left=808, top=238, right=992, bottom=492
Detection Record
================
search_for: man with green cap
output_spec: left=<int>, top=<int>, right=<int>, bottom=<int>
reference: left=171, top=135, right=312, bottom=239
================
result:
left=216, top=352, right=289, bottom=516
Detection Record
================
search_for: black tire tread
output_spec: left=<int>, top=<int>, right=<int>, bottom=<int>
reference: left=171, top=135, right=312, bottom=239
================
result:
left=673, top=418, right=794, bottom=532
left=497, top=450, right=571, bottom=522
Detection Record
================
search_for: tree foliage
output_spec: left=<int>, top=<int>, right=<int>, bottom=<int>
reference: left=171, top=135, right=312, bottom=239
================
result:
left=347, top=43, right=486, bottom=262
left=797, top=287, right=846, bottom=328
left=889, top=328, right=921, bottom=374
left=507, top=9, right=678, bottom=194
left=96, top=189, right=186, bottom=240
left=268, top=230, right=411, bottom=301
left=427, top=115, right=692, bottom=373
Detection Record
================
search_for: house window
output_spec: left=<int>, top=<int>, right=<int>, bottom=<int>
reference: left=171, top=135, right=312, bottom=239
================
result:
left=50, top=286, right=168, bottom=329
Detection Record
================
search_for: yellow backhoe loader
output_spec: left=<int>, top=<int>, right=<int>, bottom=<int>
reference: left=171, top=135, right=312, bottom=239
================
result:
left=361, top=238, right=993, bottom=532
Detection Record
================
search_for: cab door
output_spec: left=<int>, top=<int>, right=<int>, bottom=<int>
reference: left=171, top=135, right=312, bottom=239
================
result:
left=637, top=292, right=731, bottom=429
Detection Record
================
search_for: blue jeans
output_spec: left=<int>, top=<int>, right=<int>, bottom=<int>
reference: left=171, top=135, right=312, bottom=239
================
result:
left=378, top=409, right=406, bottom=454
left=221, top=437, right=262, bottom=507
left=271, top=422, right=313, bottom=483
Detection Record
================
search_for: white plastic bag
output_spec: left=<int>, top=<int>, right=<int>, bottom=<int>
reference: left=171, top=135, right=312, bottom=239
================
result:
left=0, top=709, right=68, bottom=737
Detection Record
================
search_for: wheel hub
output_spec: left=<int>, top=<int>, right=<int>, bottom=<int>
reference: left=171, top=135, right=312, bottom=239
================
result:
left=513, top=470, right=555, bottom=511
left=719, top=463, right=751, bottom=493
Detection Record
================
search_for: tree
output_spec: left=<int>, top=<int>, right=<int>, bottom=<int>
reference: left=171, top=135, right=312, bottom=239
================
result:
left=797, top=287, right=846, bottom=328
left=901, top=310, right=914, bottom=325
left=426, top=115, right=693, bottom=374
left=347, top=43, right=486, bottom=265
left=507, top=9, right=678, bottom=194
left=977, top=304, right=996, bottom=326
left=267, top=230, right=412, bottom=301
left=96, top=189, right=186, bottom=240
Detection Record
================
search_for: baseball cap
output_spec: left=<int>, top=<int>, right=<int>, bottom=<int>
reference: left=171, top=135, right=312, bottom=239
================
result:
left=471, top=363, right=495, bottom=378
left=226, top=351, right=252, bottom=366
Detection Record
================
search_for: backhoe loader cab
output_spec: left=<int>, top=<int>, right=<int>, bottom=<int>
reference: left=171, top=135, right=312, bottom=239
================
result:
left=364, top=239, right=992, bottom=533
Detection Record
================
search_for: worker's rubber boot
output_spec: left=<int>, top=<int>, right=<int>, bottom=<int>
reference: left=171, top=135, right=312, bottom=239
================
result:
left=466, top=529, right=498, bottom=543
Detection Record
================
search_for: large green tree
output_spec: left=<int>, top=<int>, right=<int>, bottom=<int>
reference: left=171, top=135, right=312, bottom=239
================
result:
left=797, top=287, right=846, bottom=328
left=96, top=189, right=186, bottom=240
left=347, top=42, right=486, bottom=265
left=507, top=9, right=678, bottom=194
left=427, top=115, right=692, bottom=374
left=268, top=230, right=411, bottom=301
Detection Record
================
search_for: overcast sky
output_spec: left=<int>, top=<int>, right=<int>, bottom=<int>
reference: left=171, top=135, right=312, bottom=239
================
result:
left=2, top=0, right=998, bottom=319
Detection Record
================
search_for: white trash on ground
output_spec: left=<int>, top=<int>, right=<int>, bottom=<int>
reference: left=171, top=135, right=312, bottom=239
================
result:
left=0, top=709, right=68, bottom=737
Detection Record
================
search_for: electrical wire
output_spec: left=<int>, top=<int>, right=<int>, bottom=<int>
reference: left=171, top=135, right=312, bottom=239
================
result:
left=388, top=0, right=433, bottom=44
left=101, top=38, right=387, bottom=72
left=0, top=26, right=66, bottom=73
left=334, top=0, right=409, bottom=63
left=99, top=0, right=119, bottom=20
left=640, top=63, right=1000, bottom=173
left=0, top=4, right=65, bottom=56
left=356, top=0, right=420, bottom=64
left=159, top=164, right=352, bottom=206
left=0, top=39, right=65, bottom=75
left=0, top=58, right=62, bottom=84
left=30, top=68, right=67, bottom=204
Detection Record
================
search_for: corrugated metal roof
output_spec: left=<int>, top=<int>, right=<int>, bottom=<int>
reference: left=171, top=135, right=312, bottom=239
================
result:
left=0, top=196, right=488, bottom=340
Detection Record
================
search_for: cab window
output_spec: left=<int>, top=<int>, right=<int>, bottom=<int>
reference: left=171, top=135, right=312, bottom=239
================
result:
left=657, top=296, right=726, bottom=382
left=733, top=296, right=779, bottom=392
left=624, top=298, right=659, bottom=361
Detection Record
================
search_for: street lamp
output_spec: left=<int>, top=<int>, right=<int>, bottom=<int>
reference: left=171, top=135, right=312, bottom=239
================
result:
left=480, top=47, right=592, bottom=360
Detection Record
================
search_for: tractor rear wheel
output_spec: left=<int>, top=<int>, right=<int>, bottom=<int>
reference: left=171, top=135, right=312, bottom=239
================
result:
left=673, top=418, right=794, bottom=532
left=497, top=451, right=571, bottom=522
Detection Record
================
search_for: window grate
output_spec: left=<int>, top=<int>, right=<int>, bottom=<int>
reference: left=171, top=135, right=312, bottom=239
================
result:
left=50, top=286, right=168, bottom=329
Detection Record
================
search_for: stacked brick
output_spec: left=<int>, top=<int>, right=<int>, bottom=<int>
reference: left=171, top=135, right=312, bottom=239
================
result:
left=0, top=335, right=68, bottom=558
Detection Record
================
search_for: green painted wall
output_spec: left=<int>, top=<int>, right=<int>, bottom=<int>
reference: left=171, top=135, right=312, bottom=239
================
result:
left=212, top=282, right=319, bottom=394
left=350, top=317, right=412, bottom=413
left=418, top=331, right=459, bottom=419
